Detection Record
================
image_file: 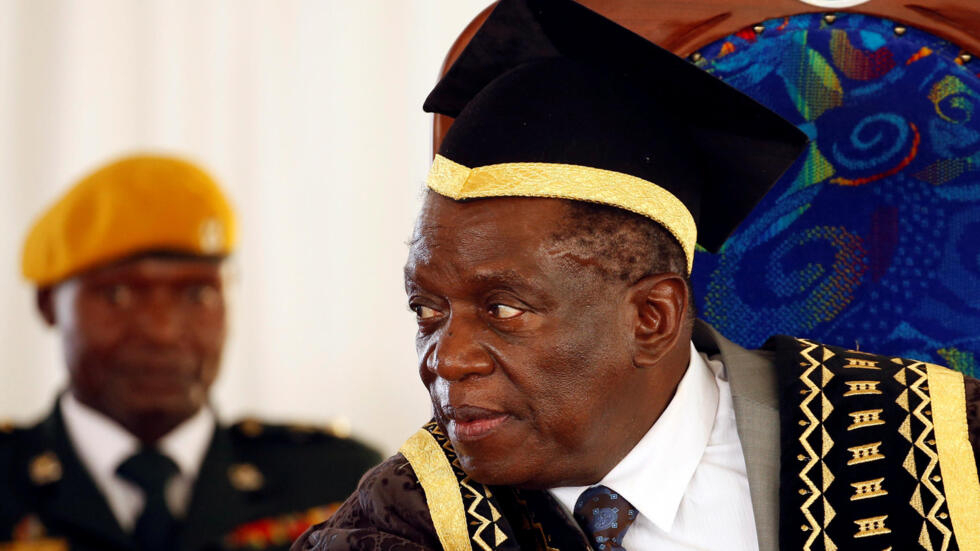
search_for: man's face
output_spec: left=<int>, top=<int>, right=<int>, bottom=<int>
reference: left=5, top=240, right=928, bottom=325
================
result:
left=405, top=194, right=655, bottom=488
left=45, top=255, right=226, bottom=439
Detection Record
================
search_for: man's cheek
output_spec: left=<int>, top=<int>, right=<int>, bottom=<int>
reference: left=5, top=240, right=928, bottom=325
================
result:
left=192, top=322, right=225, bottom=347
left=427, top=378, right=450, bottom=410
left=542, top=402, right=591, bottom=448
left=417, top=338, right=437, bottom=386
left=76, top=320, right=125, bottom=351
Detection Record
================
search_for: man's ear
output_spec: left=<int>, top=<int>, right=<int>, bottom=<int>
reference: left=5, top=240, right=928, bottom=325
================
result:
left=37, top=286, right=57, bottom=327
left=627, top=273, right=690, bottom=368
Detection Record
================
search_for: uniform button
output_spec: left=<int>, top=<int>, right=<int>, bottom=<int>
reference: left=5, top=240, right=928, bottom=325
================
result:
left=239, top=419, right=263, bottom=438
left=29, top=451, right=62, bottom=485
left=228, top=463, right=265, bottom=492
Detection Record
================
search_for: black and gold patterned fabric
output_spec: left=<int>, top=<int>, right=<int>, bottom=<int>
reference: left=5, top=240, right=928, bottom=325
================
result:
left=399, top=422, right=517, bottom=551
left=769, top=336, right=980, bottom=551
left=399, top=422, right=590, bottom=551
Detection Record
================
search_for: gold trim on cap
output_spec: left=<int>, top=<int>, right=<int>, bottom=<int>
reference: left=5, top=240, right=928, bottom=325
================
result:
left=426, top=154, right=697, bottom=272
left=399, top=428, right=471, bottom=551
left=927, top=363, right=980, bottom=551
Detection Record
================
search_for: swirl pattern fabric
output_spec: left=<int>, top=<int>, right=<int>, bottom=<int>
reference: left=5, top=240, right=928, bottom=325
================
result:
left=691, top=13, right=980, bottom=377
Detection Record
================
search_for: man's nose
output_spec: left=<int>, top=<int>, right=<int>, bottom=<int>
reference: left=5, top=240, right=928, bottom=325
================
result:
left=428, top=316, right=494, bottom=381
left=136, top=288, right=182, bottom=343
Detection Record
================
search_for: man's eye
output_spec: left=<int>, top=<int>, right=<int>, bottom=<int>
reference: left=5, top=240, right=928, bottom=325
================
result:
left=187, top=284, right=221, bottom=308
left=413, top=305, right=440, bottom=320
left=104, top=285, right=133, bottom=307
left=488, top=304, right=523, bottom=319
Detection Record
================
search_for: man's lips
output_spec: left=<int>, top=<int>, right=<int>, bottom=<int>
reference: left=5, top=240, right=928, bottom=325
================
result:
left=114, top=362, right=199, bottom=393
left=443, top=405, right=511, bottom=442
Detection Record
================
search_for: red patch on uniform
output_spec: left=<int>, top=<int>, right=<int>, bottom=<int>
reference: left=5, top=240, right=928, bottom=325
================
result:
left=224, top=503, right=343, bottom=549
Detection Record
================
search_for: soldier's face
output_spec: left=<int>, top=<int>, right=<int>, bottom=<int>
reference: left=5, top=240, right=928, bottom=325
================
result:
left=405, top=193, right=650, bottom=488
left=44, top=255, right=226, bottom=441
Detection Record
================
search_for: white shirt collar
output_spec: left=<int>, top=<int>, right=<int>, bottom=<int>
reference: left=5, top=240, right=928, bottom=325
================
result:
left=62, top=391, right=139, bottom=482
left=157, top=404, right=215, bottom=478
left=550, top=341, right=720, bottom=532
left=61, top=392, right=215, bottom=484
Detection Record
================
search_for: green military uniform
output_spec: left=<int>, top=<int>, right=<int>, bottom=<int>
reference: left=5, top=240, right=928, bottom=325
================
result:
left=1, top=403, right=381, bottom=551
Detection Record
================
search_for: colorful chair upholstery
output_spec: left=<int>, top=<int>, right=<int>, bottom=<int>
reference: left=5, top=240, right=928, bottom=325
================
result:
left=690, top=12, right=980, bottom=377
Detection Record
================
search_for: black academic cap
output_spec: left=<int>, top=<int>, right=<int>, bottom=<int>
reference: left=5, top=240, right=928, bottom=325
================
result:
left=422, top=0, right=808, bottom=269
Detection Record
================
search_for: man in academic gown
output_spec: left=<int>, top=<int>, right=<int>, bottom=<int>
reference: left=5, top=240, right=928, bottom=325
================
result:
left=294, top=0, right=980, bottom=550
left=1, top=155, right=381, bottom=551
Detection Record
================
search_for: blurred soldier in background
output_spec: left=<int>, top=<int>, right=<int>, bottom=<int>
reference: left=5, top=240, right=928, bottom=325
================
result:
left=1, top=155, right=380, bottom=551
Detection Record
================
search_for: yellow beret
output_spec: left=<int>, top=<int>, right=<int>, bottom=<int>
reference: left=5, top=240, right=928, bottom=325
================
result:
left=22, top=155, right=237, bottom=286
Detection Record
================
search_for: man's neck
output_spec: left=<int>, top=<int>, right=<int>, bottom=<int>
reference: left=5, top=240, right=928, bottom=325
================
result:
left=69, top=391, right=200, bottom=445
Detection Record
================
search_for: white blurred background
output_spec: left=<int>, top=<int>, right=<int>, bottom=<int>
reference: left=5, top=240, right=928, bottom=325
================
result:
left=0, top=0, right=492, bottom=454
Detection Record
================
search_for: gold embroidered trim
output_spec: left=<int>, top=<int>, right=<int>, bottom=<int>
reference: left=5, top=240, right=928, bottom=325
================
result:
left=844, top=380, right=882, bottom=396
left=843, top=358, right=880, bottom=370
left=426, top=154, right=698, bottom=272
left=847, top=409, right=885, bottom=431
left=460, top=478, right=495, bottom=551
left=927, top=363, right=980, bottom=551
left=910, top=362, right=952, bottom=547
left=853, top=515, right=891, bottom=538
left=796, top=339, right=832, bottom=551
left=849, top=478, right=887, bottom=501
left=400, top=429, right=471, bottom=551
left=846, top=441, right=885, bottom=465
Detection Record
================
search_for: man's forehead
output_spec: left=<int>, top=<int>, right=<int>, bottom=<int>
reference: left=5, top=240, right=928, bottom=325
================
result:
left=404, top=198, right=611, bottom=295
left=414, top=194, right=570, bottom=239
left=78, top=252, right=225, bottom=283
left=410, top=197, right=567, bottom=267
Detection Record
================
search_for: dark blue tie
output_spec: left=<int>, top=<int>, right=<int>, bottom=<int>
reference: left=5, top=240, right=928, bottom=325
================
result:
left=116, top=449, right=180, bottom=551
left=573, top=485, right=638, bottom=551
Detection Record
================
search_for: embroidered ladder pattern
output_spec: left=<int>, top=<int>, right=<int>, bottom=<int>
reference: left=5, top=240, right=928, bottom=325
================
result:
left=780, top=335, right=964, bottom=551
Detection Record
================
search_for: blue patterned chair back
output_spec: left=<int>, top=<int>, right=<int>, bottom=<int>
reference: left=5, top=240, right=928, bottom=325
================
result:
left=689, top=12, right=980, bottom=376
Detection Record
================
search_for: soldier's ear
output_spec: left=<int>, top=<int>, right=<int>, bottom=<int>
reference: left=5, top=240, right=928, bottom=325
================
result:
left=37, top=286, right=57, bottom=327
left=628, top=273, right=689, bottom=369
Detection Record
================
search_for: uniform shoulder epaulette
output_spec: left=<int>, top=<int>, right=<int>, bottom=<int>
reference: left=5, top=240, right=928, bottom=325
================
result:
left=0, top=421, right=21, bottom=448
left=0, top=421, right=15, bottom=436
left=230, top=417, right=351, bottom=445
left=226, top=417, right=382, bottom=498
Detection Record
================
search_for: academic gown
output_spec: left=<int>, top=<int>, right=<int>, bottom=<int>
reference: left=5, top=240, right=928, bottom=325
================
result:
left=293, top=321, right=980, bottom=551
